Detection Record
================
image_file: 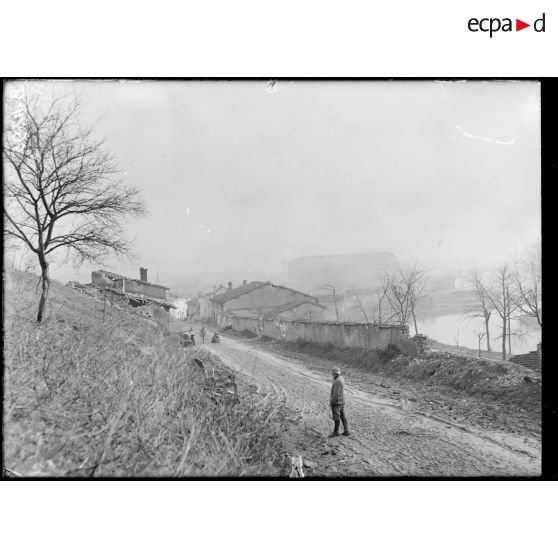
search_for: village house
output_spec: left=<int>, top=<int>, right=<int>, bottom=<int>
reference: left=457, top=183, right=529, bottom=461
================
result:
left=170, top=298, right=188, bottom=320
left=186, top=285, right=227, bottom=320
left=260, top=300, right=327, bottom=320
left=90, top=267, right=175, bottom=327
left=186, top=296, right=201, bottom=319
left=206, top=280, right=325, bottom=325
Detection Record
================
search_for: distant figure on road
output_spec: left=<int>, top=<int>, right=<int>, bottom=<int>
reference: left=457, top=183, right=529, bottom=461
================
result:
left=211, top=332, right=220, bottom=343
left=200, top=326, right=206, bottom=344
left=329, top=367, right=349, bottom=437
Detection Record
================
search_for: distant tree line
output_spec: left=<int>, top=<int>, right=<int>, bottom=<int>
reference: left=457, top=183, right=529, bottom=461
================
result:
left=346, top=261, right=431, bottom=335
left=467, top=245, right=541, bottom=360
left=326, top=246, right=541, bottom=361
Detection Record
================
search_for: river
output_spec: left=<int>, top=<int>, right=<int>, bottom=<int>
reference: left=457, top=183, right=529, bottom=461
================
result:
left=416, top=313, right=541, bottom=354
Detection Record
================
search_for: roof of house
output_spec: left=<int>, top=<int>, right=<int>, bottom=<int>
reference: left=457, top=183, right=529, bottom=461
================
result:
left=212, top=282, right=269, bottom=304
left=97, top=270, right=170, bottom=290
left=105, top=288, right=175, bottom=309
left=212, top=281, right=318, bottom=305
left=262, top=300, right=326, bottom=317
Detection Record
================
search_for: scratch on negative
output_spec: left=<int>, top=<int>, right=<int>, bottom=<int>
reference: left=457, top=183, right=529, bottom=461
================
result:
left=436, top=82, right=453, bottom=113
left=456, top=125, right=516, bottom=146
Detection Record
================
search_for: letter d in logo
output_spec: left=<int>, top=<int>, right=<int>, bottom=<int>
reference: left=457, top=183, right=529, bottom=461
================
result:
left=534, top=13, right=546, bottom=32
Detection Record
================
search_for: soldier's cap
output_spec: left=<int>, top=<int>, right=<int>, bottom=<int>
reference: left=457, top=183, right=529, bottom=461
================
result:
left=332, top=367, right=341, bottom=376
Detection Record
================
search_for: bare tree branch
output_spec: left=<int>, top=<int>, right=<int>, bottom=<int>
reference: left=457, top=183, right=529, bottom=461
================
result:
left=466, top=267, right=493, bottom=353
left=3, top=90, right=146, bottom=322
left=511, top=245, right=542, bottom=327
left=381, top=262, right=430, bottom=334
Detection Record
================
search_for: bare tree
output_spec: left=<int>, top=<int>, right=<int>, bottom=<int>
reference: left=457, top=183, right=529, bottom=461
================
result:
left=373, top=273, right=392, bottom=324
left=350, top=289, right=370, bottom=323
left=467, top=267, right=493, bottom=353
left=382, top=270, right=411, bottom=328
left=486, top=263, right=516, bottom=360
left=321, top=284, right=340, bottom=322
left=383, top=263, right=430, bottom=334
left=3, top=91, right=146, bottom=322
left=512, top=244, right=542, bottom=327
left=407, top=264, right=430, bottom=335
left=473, top=330, right=485, bottom=358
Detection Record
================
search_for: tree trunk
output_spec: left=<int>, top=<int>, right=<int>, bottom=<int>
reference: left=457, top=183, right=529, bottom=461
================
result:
left=501, top=318, right=507, bottom=361
left=484, top=316, right=491, bottom=352
left=412, top=310, right=419, bottom=335
left=507, top=313, right=512, bottom=356
left=37, top=261, right=50, bottom=323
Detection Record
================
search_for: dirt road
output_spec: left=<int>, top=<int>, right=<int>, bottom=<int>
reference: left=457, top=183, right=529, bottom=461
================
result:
left=206, top=334, right=540, bottom=476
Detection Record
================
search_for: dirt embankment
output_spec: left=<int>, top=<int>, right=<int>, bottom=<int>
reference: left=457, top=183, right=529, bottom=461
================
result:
left=4, top=272, right=291, bottom=477
left=208, top=333, right=540, bottom=476
left=232, top=333, right=541, bottom=439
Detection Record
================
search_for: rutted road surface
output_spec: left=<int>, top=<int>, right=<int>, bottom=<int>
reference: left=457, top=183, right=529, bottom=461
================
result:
left=207, top=335, right=541, bottom=476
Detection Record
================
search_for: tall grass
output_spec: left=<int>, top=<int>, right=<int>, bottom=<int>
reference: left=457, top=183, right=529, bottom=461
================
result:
left=3, top=272, right=287, bottom=477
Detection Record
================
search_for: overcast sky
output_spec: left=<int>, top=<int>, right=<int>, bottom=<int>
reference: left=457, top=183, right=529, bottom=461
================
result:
left=7, top=80, right=541, bottom=290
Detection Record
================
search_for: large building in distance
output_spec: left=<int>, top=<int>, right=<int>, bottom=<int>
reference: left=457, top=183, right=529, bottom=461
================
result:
left=287, top=251, right=397, bottom=292
left=207, top=280, right=325, bottom=325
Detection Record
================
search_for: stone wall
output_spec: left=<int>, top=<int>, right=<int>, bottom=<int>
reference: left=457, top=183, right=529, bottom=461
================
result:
left=509, top=343, right=542, bottom=372
left=230, top=316, right=410, bottom=352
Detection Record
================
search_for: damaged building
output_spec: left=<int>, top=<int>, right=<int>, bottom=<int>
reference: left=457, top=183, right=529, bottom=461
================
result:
left=90, top=267, right=175, bottom=328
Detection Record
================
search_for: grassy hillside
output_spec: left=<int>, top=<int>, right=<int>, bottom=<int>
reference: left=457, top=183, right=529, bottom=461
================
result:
left=3, top=272, right=287, bottom=477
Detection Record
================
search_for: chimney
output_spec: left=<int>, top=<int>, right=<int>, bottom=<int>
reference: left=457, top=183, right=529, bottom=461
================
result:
left=140, top=267, right=148, bottom=282
left=243, top=280, right=247, bottom=286
left=227, top=281, right=233, bottom=293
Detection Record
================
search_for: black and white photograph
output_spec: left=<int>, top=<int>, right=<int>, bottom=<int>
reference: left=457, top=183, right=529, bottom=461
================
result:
left=3, top=79, right=543, bottom=478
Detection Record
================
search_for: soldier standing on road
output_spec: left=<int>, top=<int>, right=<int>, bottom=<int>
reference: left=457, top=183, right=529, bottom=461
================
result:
left=329, top=367, right=350, bottom=437
left=200, top=326, right=206, bottom=344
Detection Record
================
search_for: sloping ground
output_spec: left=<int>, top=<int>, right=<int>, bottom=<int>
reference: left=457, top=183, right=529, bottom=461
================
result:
left=3, top=272, right=289, bottom=477
left=241, top=334, right=541, bottom=438
left=382, top=353, right=540, bottom=406
left=209, top=334, right=540, bottom=476
left=275, top=339, right=540, bottom=407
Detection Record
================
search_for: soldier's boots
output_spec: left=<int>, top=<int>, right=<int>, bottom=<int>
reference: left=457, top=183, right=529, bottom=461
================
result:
left=328, top=420, right=341, bottom=438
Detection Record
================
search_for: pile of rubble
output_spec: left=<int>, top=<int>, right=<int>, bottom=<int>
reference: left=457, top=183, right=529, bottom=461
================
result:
left=192, top=358, right=239, bottom=403
left=410, top=334, right=430, bottom=355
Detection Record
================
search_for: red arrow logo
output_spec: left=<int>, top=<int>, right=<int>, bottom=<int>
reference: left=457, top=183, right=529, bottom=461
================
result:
left=516, top=19, right=530, bottom=31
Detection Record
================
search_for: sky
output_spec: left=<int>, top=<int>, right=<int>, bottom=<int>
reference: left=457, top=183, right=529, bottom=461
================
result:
left=5, top=80, right=541, bottom=292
